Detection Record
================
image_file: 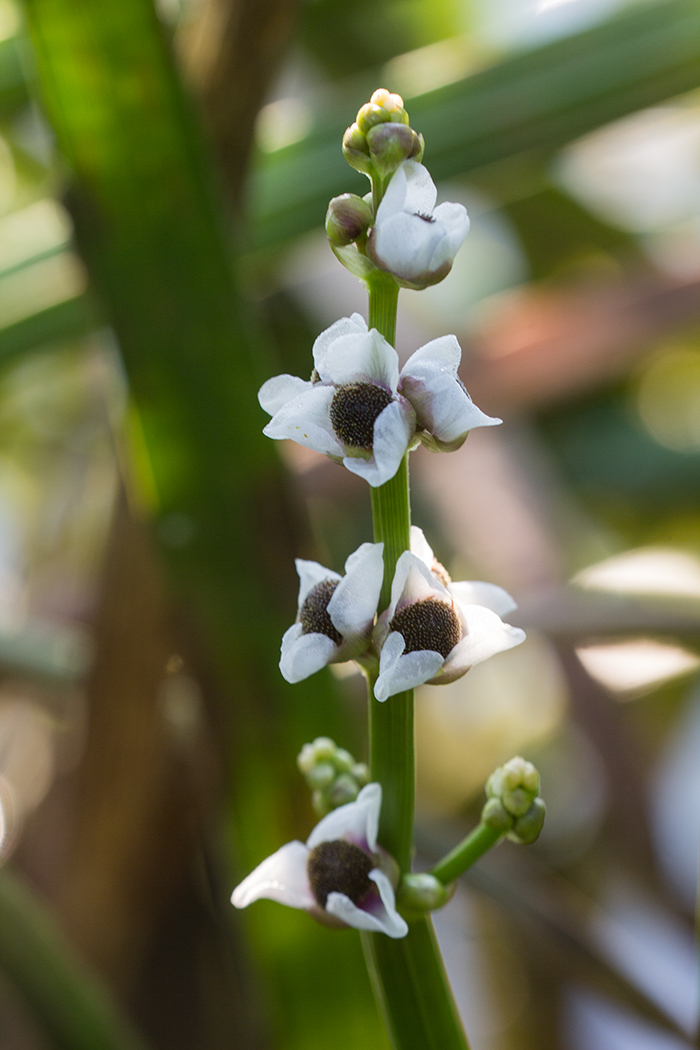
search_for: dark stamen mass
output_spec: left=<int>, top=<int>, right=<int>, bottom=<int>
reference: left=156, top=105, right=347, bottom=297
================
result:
left=390, top=597, right=461, bottom=659
left=329, top=382, right=393, bottom=450
left=414, top=211, right=436, bottom=223
left=300, top=579, right=342, bottom=643
left=307, top=839, right=373, bottom=908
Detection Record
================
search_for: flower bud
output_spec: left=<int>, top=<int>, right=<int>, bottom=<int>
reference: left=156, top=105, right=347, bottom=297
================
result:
left=343, top=123, right=373, bottom=174
left=328, top=773, right=359, bottom=807
left=310, top=737, right=337, bottom=763
left=509, top=798, right=546, bottom=845
left=326, top=194, right=373, bottom=247
left=312, top=789, right=330, bottom=816
left=366, top=123, right=423, bottom=179
left=352, top=762, right=370, bottom=785
left=333, top=748, right=355, bottom=774
left=484, top=756, right=544, bottom=844
left=306, top=761, right=335, bottom=790
left=481, top=796, right=514, bottom=833
left=356, top=92, right=408, bottom=136
left=399, top=872, right=456, bottom=912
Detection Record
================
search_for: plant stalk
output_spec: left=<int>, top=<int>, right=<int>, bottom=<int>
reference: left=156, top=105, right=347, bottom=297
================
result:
left=364, top=271, right=471, bottom=1050
left=431, top=823, right=503, bottom=885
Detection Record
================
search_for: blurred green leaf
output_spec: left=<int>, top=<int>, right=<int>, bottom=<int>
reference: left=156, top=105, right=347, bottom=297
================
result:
left=0, top=867, right=152, bottom=1050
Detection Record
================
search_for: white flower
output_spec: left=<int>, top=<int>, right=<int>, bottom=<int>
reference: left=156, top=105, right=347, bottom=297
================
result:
left=280, top=541, right=384, bottom=684
left=367, top=161, right=470, bottom=289
left=231, top=783, right=408, bottom=938
left=259, top=315, right=498, bottom=484
left=259, top=314, right=415, bottom=488
left=400, top=334, right=500, bottom=452
left=373, top=527, right=525, bottom=702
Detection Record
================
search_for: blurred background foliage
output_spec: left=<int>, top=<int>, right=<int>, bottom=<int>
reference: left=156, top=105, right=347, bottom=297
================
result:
left=0, top=0, right=697, bottom=1047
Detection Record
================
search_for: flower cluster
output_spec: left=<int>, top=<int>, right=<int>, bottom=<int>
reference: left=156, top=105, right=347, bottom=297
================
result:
left=259, top=314, right=499, bottom=487
left=273, top=526, right=523, bottom=700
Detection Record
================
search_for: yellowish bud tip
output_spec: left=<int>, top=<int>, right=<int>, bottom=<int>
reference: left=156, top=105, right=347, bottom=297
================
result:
left=371, top=88, right=404, bottom=112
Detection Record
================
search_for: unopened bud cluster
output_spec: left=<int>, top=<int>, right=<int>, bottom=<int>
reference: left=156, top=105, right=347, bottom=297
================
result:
left=342, top=89, right=424, bottom=180
left=297, top=737, right=370, bottom=815
left=482, top=757, right=545, bottom=845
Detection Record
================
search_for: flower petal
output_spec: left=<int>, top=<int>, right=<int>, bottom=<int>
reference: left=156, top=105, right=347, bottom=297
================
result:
left=321, top=329, right=399, bottom=391
left=371, top=212, right=440, bottom=283
left=386, top=160, right=437, bottom=217
left=374, top=631, right=445, bottom=701
left=430, top=202, right=469, bottom=260
left=328, top=542, right=384, bottom=635
left=401, top=337, right=500, bottom=445
left=295, top=560, right=341, bottom=608
left=312, top=314, right=368, bottom=377
left=450, top=580, right=518, bottom=617
left=263, top=384, right=343, bottom=457
left=343, top=400, right=414, bottom=488
left=409, top=525, right=435, bottom=567
left=279, top=624, right=338, bottom=683
left=325, top=870, right=408, bottom=938
left=433, top=605, right=525, bottom=684
left=390, top=550, right=449, bottom=616
left=231, top=840, right=314, bottom=910
left=259, top=374, right=312, bottom=416
left=307, top=782, right=382, bottom=853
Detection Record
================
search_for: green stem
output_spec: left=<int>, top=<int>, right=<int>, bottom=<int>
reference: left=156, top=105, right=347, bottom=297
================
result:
left=0, top=867, right=151, bottom=1050
left=362, top=920, right=469, bottom=1050
left=364, top=270, right=470, bottom=1050
left=430, top=823, right=503, bottom=885
left=366, top=272, right=411, bottom=867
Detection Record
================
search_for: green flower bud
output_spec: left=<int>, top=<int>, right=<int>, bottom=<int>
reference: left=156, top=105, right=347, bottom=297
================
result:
left=399, top=873, right=456, bottom=912
left=333, top=747, right=355, bottom=774
left=356, top=90, right=408, bottom=136
left=297, top=742, right=316, bottom=775
left=482, top=796, right=514, bottom=833
left=352, top=762, right=370, bottom=785
left=328, top=773, right=359, bottom=807
left=306, top=761, right=335, bottom=790
left=366, top=123, right=423, bottom=179
left=326, top=194, right=373, bottom=247
left=508, top=798, right=546, bottom=845
left=311, top=789, right=330, bottom=816
left=502, top=786, right=533, bottom=818
left=310, top=737, right=337, bottom=763
left=343, top=123, right=373, bottom=175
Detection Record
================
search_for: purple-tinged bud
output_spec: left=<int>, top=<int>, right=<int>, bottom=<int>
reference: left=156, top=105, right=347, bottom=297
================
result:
left=343, top=122, right=373, bottom=174
left=326, top=194, right=373, bottom=246
left=366, top=123, right=423, bottom=178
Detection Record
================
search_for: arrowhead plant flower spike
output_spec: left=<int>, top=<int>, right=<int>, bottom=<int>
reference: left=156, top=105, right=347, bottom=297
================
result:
left=238, top=88, right=545, bottom=1050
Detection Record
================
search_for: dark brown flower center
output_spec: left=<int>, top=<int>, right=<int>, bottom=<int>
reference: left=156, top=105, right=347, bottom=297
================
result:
left=300, top=579, right=342, bottom=643
left=307, top=839, right=373, bottom=908
left=329, top=382, right=393, bottom=450
left=390, top=597, right=461, bottom=659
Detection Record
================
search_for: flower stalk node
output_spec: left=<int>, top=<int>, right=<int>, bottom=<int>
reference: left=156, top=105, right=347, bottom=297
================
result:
left=398, top=872, right=456, bottom=913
